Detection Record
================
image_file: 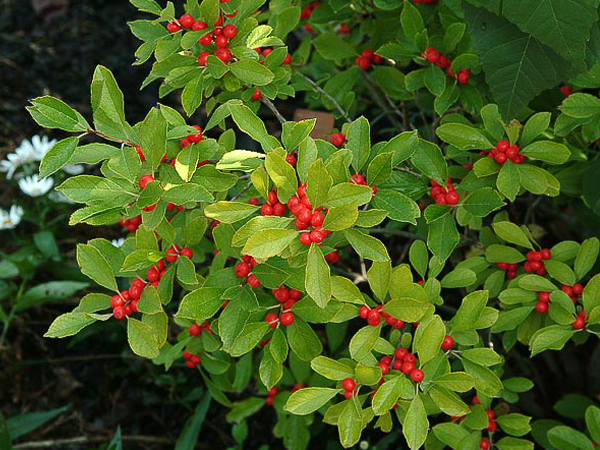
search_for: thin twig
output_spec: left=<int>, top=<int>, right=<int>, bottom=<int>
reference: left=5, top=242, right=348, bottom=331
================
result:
left=260, top=97, right=286, bottom=125
left=360, top=72, right=403, bottom=133
left=295, top=72, right=352, bottom=123
left=230, top=181, right=253, bottom=201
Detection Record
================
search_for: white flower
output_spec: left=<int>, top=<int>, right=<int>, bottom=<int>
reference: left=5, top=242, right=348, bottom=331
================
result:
left=63, top=164, right=85, bottom=175
left=18, top=175, right=54, bottom=197
left=0, top=135, right=57, bottom=179
left=111, top=238, right=125, bottom=248
left=0, top=205, right=24, bottom=230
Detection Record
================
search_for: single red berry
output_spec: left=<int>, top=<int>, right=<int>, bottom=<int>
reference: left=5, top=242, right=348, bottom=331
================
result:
left=561, top=85, right=572, bottom=96
left=192, top=21, right=207, bottom=31
left=180, top=247, right=193, bottom=259
left=486, top=410, right=495, bottom=420
left=330, top=132, right=345, bottom=147
left=113, top=306, right=126, bottom=320
left=535, top=301, right=549, bottom=313
left=355, top=56, right=371, bottom=70
left=214, top=35, right=229, bottom=48
left=261, top=204, right=273, bottom=215
left=310, top=229, right=325, bottom=243
left=562, top=285, right=574, bottom=296
left=223, top=24, right=237, bottom=39
left=441, top=335, right=454, bottom=350
left=538, top=292, right=550, bottom=303
left=350, top=174, right=365, bottom=185
left=401, top=362, right=415, bottom=375
left=267, top=191, right=278, bottom=205
left=340, top=23, right=350, bottom=34
left=404, top=354, right=416, bottom=364
left=235, top=262, right=251, bottom=278
left=410, top=369, right=424, bottom=383
left=252, top=87, right=262, bottom=100
left=425, top=48, right=440, bottom=63
left=342, top=378, right=356, bottom=391
left=272, top=203, right=286, bottom=216
left=325, top=251, right=339, bottom=263
left=445, top=191, right=460, bottom=205
left=487, top=421, right=498, bottom=432
left=167, top=22, right=181, bottom=33
left=129, top=284, right=143, bottom=300
left=111, top=295, right=124, bottom=309
left=457, top=70, right=470, bottom=84
left=367, top=309, right=381, bottom=326
left=146, top=267, right=160, bottom=282
left=139, top=175, right=154, bottom=189
left=362, top=49, right=374, bottom=60
left=265, top=312, right=278, bottom=327
left=344, top=390, right=353, bottom=400
left=179, top=13, right=194, bottom=28
left=541, top=248, right=552, bottom=260
left=573, top=316, right=586, bottom=329
left=273, top=287, right=289, bottom=303
left=378, top=362, right=390, bottom=375
left=199, top=34, right=213, bottom=46
left=280, top=312, right=294, bottom=325
left=359, top=306, right=370, bottom=319
left=189, top=322, right=202, bottom=336
left=262, top=48, right=273, bottom=57
left=282, top=54, right=292, bottom=65
left=573, top=283, right=584, bottom=295
left=494, top=153, right=507, bottom=164
left=299, top=232, right=312, bottom=246
left=311, top=213, right=325, bottom=227
left=214, top=48, right=232, bottom=64
left=289, top=289, right=302, bottom=301
left=395, top=347, right=408, bottom=360
left=285, top=153, right=296, bottom=166
left=479, top=438, right=490, bottom=450
left=247, top=275, right=261, bottom=289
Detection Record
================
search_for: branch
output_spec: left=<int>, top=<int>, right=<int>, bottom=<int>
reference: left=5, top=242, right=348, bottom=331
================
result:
left=260, top=96, right=287, bottom=125
left=295, top=72, right=352, bottom=123
left=230, top=180, right=253, bottom=201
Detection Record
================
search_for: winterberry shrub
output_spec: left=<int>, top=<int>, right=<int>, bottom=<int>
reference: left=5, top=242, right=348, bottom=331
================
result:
left=24, top=0, right=600, bottom=449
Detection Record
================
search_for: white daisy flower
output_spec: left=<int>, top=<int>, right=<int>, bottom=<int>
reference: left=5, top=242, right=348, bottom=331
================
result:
left=19, top=135, right=57, bottom=161
left=18, top=175, right=54, bottom=197
left=63, top=165, right=85, bottom=175
left=0, top=154, right=24, bottom=179
left=111, top=238, right=125, bottom=248
left=0, top=205, right=24, bottom=230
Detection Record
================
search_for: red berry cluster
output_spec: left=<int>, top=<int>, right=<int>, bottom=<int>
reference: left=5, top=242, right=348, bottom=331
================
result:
left=264, top=309, right=295, bottom=327
left=260, top=190, right=288, bottom=216
left=234, top=255, right=261, bottom=288
left=183, top=349, right=201, bottom=368
left=359, top=305, right=404, bottom=328
left=341, top=378, right=356, bottom=399
left=574, top=308, right=588, bottom=329
left=272, top=286, right=302, bottom=311
left=496, top=262, right=519, bottom=279
left=523, top=248, right=551, bottom=275
left=421, top=48, right=470, bottom=84
left=265, top=387, right=278, bottom=406
left=166, top=243, right=194, bottom=262
left=291, top=382, right=305, bottom=393
left=119, top=215, right=141, bottom=232
left=188, top=320, right=213, bottom=336
left=535, top=291, right=551, bottom=313
left=355, top=49, right=383, bottom=70
left=330, top=132, right=346, bottom=147
left=377, top=347, right=424, bottom=382
left=324, top=250, right=339, bottom=264
left=485, top=408, right=497, bottom=432
left=349, top=173, right=377, bottom=195
left=195, top=19, right=237, bottom=66
left=110, top=284, right=141, bottom=319
left=484, top=139, right=526, bottom=165
left=287, top=184, right=331, bottom=246
left=300, top=1, right=319, bottom=20
left=561, top=283, right=584, bottom=303
left=180, top=125, right=203, bottom=148
left=429, top=179, right=460, bottom=205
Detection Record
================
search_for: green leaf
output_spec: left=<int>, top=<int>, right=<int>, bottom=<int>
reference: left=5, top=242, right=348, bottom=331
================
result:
left=322, top=203, right=359, bottom=231
left=497, top=162, right=522, bottom=202
left=559, top=93, right=600, bottom=118
left=76, top=244, right=117, bottom=291
left=372, top=376, right=413, bottom=415
left=242, top=228, right=298, bottom=260
left=44, top=312, right=96, bottom=338
left=414, top=315, right=445, bottom=365
left=175, top=395, right=211, bottom=450
left=495, top=437, right=534, bottom=450
left=427, top=214, right=460, bottom=262
left=182, top=73, right=204, bottom=116
left=383, top=297, right=434, bottom=322
left=326, top=183, right=373, bottom=208
left=265, top=151, right=298, bottom=203
left=401, top=1, right=424, bottom=37
left=311, top=356, right=354, bottom=380
left=441, top=269, right=477, bottom=288
left=462, top=188, right=505, bottom=217
left=305, top=244, right=332, bottom=308
left=230, top=59, right=275, bottom=86
left=367, top=152, right=393, bottom=186
left=548, top=426, right=595, bottom=450
left=371, top=189, right=420, bottom=225
left=424, top=64, right=446, bottom=97
left=228, top=101, right=277, bottom=152
left=176, top=287, right=225, bottom=321
left=127, top=317, right=160, bottom=358
left=586, top=406, right=600, bottom=443
left=450, top=290, right=488, bottom=332
left=287, top=316, right=323, bottom=361
left=521, top=141, right=571, bottom=164
left=436, top=123, right=492, bottom=150
left=284, top=388, right=339, bottom=415
left=38, top=137, right=79, bottom=178
left=463, top=4, right=574, bottom=119
left=313, top=33, right=357, bottom=60
left=403, top=395, right=429, bottom=450
left=574, top=238, right=599, bottom=280
left=346, top=116, right=371, bottom=172
left=496, top=413, right=531, bottom=437
left=204, top=201, right=258, bottom=223
left=140, top=107, right=168, bottom=170
left=28, top=96, right=89, bottom=132
left=349, top=325, right=380, bottom=360
left=518, top=275, right=557, bottom=292
left=230, top=322, right=270, bottom=357
left=521, top=112, right=551, bottom=146
left=282, top=119, right=316, bottom=152
left=529, top=325, right=575, bottom=356
left=411, top=140, right=447, bottom=185
left=344, top=229, right=390, bottom=262
left=306, top=159, right=333, bottom=209
left=492, top=222, right=533, bottom=249
left=331, top=276, right=365, bottom=305
left=432, top=372, right=476, bottom=392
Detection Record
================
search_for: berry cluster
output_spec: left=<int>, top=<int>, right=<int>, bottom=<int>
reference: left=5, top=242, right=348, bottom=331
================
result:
left=485, top=407, right=497, bottom=432
left=188, top=320, right=213, bottom=336
left=573, top=308, right=588, bottom=329
left=421, top=48, right=470, bottom=84
left=291, top=382, right=305, bottom=393
left=234, top=255, right=261, bottom=288
left=272, top=286, right=302, bottom=311
left=355, top=49, right=383, bottom=70
left=429, top=179, right=460, bottom=205
left=349, top=173, right=377, bottom=195
left=287, top=184, right=331, bottom=246
left=359, top=305, right=404, bottom=328
left=110, top=284, right=141, bottom=320
left=197, top=20, right=237, bottom=65
left=561, top=283, right=584, bottom=303
left=165, top=244, right=194, bottom=262
left=260, top=190, right=288, bottom=216
left=264, top=309, right=295, bottom=327
left=523, top=248, right=551, bottom=275
left=330, top=132, right=346, bottom=147
left=300, top=1, right=319, bottom=32
left=484, top=139, right=526, bottom=165
left=535, top=291, right=551, bottom=313
left=119, top=215, right=141, bottom=232
left=341, top=378, right=357, bottom=399
left=179, top=125, right=204, bottom=148
left=377, top=347, right=425, bottom=382
left=265, top=387, right=278, bottom=406
left=496, top=262, right=519, bottom=279
left=183, top=349, right=201, bottom=368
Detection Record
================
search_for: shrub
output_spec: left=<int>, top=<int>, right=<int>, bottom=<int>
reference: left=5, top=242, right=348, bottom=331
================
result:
left=25, top=0, right=600, bottom=449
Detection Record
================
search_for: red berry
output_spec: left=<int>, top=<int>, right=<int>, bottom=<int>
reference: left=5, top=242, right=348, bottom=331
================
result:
left=395, top=347, right=408, bottom=360
left=480, top=438, right=490, bottom=450
left=311, top=213, right=325, bottom=227
left=310, top=229, right=325, bottom=243
left=441, top=335, right=454, bottom=350
left=179, top=13, right=194, bottom=28
left=280, top=312, right=294, bottom=325
left=273, top=203, right=286, bottom=216
left=247, top=275, right=261, bottom=289
left=113, top=306, right=125, bottom=320
left=199, top=34, right=213, bottom=46
left=457, top=70, right=470, bottom=84
left=573, top=316, right=586, bottom=329
left=215, top=35, right=229, bottom=48
left=401, top=362, right=415, bottom=375
left=274, top=287, right=289, bottom=303
left=223, top=24, right=237, bottom=39
left=214, top=48, right=231, bottom=63
left=285, top=153, right=297, bottom=166
left=561, top=85, right=572, bottom=96
left=410, top=369, right=424, bottom=383
left=235, top=262, right=250, bottom=278
left=147, top=267, right=160, bottom=282
left=425, top=48, right=440, bottom=63
left=367, top=309, right=381, bottom=326
left=362, top=49, right=374, bottom=59
left=573, top=283, right=584, bottom=295
left=342, top=378, right=356, bottom=391
left=541, top=248, right=552, bottom=260
left=267, top=191, right=278, bottom=205
left=289, top=289, right=302, bottom=301
left=252, top=87, right=262, bottom=100
left=445, top=191, right=460, bottom=205
left=167, top=22, right=181, bottom=33
left=350, top=174, right=365, bottom=185
left=486, top=409, right=495, bottom=420
left=261, top=204, right=273, bottom=215
left=330, top=132, right=345, bottom=147
left=180, top=247, right=193, bottom=259
left=192, top=21, right=207, bottom=31
left=494, top=153, right=507, bottom=164
left=265, top=312, right=278, bottom=327
left=562, top=285, right=574, bottom=296
left=378, top=362, right=390, bottom=375
left=111, top=295, right=124, bottom=309
left=359, top=306, right=370, bottom=319
left=487, top=421, right=498, bottom=432
left=538, top=292, right=550, bottom=303
left=299, top=232, right=311, bottom=246
left=325, top=251, right=339, bottom=263
left=282, top=54, right=292, bottom=65
left=344, top=390, right=353, bottom=400
left=507, top=270, right=517, bottom=279
left=139, top=175, right=154, bottom=189
left=189, top=323, right=202, bottom=336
